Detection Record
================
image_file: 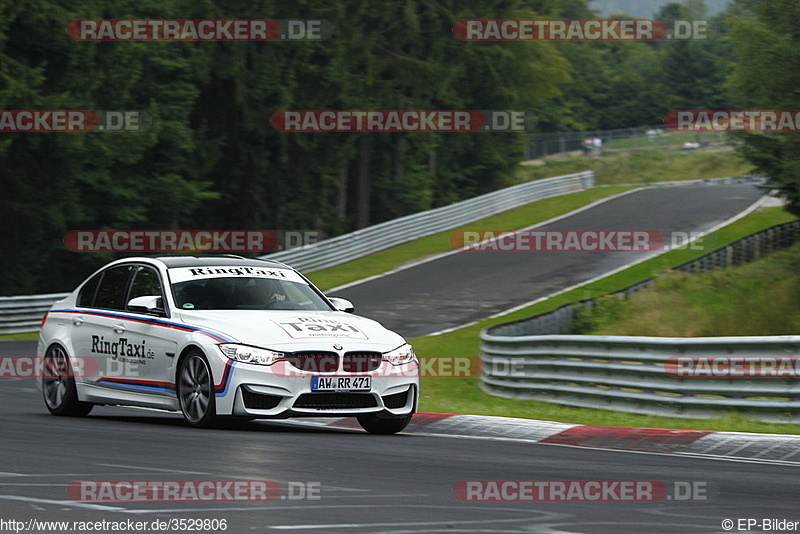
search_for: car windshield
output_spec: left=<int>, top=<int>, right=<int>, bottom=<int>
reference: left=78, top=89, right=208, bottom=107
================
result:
left=168, top=266, right=332, bottom=311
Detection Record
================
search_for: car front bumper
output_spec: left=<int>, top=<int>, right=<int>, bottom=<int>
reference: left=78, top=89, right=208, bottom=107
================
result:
left=215, top=359, right=419, bottom=418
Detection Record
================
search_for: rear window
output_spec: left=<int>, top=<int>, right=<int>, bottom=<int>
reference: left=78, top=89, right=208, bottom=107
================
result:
left=77, top=273, right=102, bottom=308
left=93, top=265, right=134, bottom=310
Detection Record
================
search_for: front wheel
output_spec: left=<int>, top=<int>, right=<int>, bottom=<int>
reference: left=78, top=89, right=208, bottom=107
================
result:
left=177, top=350, right=217, bottom=428
left=357, top=413, right=412, bottom=434
left=42, top=345, right=93, bottom=417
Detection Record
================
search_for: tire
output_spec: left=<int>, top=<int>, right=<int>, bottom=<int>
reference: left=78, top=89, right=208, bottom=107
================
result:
left=42, top=345, right=93, bottom=417
left=177, top=350, right=218, bottom=428
left=357, top=413, right=412, bottom=434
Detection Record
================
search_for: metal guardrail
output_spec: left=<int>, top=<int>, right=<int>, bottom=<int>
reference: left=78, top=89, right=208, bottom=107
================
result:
left=261, top=172, right=594, bottom=272
left=480, top=334, right=800, bottom=423
left=262, top=174, right=765, bottom=273
left=0, top=174, right=774, bottom=336
left=0, top=172, right=593, bottom=335
left=675, top=220, right=800, bottom=273
left=480, top=220, right=800, bottom=422
left=0, top=293, right=68, bottom=335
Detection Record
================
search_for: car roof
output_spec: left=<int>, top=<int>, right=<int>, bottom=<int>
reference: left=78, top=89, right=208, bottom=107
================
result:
left=153, top=255, right=291, bottom=269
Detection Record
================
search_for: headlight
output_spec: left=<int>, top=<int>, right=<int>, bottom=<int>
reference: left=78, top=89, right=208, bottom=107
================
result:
left=219, top=344, right=285, bottom=366
left=382, top=343, right=417, bottom=366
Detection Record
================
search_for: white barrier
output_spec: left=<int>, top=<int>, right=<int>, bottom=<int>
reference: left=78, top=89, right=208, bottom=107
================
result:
left=261, top=172, right=594, bottom=271
left=480, top=334, right=800, bottom=423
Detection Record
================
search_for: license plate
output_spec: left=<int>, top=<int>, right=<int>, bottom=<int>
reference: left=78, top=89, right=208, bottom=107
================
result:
left=311, top=376, right=371, bottom=392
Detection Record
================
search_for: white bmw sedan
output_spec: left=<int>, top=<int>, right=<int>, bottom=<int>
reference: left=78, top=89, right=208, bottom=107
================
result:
left=37, top=256, right=419, bottom=433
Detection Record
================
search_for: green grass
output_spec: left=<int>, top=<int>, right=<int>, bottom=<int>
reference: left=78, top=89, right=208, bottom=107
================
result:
left=517, top=148, right=754, bottom=185
left=581, top=242, right=800, bottom=337
left=310, top=150, right=752, bottom=291
left=410, top=206, right=800, bottom=434
left=0, top=332, right=38, bottom=341
left=307, top=186, right=634, bottom=291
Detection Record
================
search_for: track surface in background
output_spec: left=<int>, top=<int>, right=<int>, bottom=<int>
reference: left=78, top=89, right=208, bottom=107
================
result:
left=336, top=184, right=763, bottom=337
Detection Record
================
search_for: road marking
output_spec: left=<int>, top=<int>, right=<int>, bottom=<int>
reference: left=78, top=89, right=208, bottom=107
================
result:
left=777, top=448, right=800, bottom=461
left=324, top=188, right=642, bottom=294
left=414, top=430, right=800, bottom=467
left=0, top=482, right=69, bottom=488
left=0, top=471, right=208, bottom=478
left=750, top=440, right=792, bottom=458
left=268, top=516, right=539, bottom=530
left=426, top=191, right=769, bottom=336
left=118, top=501, right=457, bottom=515
left=0, top=494, right=126, bottom=511
left=95, top=463, right=208, bottom=475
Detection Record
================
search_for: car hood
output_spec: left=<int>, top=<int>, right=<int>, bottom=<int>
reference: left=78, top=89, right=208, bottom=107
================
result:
left=175, top=309, right=406, bottom=351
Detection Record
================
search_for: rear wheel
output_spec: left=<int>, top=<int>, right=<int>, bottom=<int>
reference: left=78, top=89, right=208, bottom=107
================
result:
left=177, top=350, right=217, bottom=428
left=42, top=345, right=93, bottom=417
left=357, top=413, right=412, bottom=434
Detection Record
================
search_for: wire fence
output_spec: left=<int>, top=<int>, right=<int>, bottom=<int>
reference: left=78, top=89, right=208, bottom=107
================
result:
left=525, top=126, right=730, bottom=160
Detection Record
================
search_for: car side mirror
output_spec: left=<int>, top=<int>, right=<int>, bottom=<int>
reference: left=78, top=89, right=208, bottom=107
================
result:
left=127, top=295, right=165, bottom=315
left=328, top=297, right=354, bottom=313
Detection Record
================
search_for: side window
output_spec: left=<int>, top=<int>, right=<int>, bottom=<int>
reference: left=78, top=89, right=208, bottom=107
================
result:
left=93, top=266, right=134, bottom=311
left=127, top=267, right=164, bottom=310
left=77, top=273, right=102, bottom=308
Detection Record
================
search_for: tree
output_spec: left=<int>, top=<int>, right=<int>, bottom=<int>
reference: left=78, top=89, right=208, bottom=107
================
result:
left=726, top=0, right=800, bottom=215
left=0, top=0, right=578, bottom=293
left=0, top=0, right=215, bottom=293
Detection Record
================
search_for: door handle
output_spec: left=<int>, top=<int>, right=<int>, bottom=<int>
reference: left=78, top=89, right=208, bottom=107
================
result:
left=112, top=323, right=126, bottom=334
left=72, top=317, right=83, bottom=326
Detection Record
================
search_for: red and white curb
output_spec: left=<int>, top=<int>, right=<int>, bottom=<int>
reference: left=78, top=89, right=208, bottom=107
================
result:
left=286, top=413, right=800, bottom=465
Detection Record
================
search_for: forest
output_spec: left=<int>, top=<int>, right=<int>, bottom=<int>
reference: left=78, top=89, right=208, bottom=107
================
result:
left=0, top=0, right=796, bottom=294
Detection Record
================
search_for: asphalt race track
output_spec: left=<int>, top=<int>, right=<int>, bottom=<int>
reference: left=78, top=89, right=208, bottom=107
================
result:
left=334, top=184, right=764, bottom=337
left=2, top=183, right=795, bottom=533
left=0, top=374, right=799, bottom=533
